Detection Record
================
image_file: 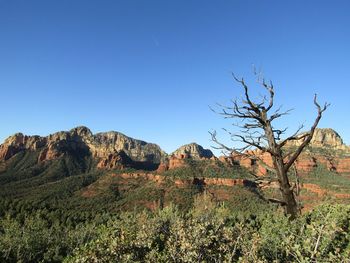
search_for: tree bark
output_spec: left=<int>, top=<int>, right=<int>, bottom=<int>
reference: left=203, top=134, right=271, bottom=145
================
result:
left=266, top=120, right=299, bottom=219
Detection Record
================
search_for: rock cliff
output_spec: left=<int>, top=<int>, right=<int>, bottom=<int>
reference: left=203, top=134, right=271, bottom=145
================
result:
left=1, top=127, right=349, bottom=175
left=230, top=128, right=350, bottom=175
left=171, top=143, right=213, bottom=159
left=0, top=126, right=167, bottom=170
left=156, top=143, right=215, bottom=171
left=286, top=128, right=348, bottom=150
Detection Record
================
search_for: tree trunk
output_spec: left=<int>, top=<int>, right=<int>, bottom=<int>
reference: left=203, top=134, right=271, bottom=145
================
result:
left=271, top=147, right=299, bottom=219
left=280, top=179, right=299, bottom=220
left=284, top=194, right=299, bottom=219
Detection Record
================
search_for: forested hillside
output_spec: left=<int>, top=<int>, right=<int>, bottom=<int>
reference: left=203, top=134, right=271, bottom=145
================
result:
left=1, top=127, right=350, bottom=262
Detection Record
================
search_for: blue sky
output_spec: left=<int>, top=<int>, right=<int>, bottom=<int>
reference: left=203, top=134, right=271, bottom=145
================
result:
left=0, top=0, right=349, bottom=154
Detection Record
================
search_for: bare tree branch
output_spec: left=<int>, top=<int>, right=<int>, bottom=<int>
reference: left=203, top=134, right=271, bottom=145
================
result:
left=211, top=73, right=329, bottom=219
left=284, top=94, right=330, bottom=172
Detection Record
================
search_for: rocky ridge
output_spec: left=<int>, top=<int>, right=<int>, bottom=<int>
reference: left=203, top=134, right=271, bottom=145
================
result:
left=286, top=128, right=349, bottom=151
left=233, top=128, right=350, bottom=175
left=0, top=127, right=349, bottom=175
left=155, top=128, right=350, bottom=175
left=0, top=127, right=215, bottom=172
left=171, top=143, right=214, bottom=159
left=0, top=126, right=166, bottom=170
left=156, top=143, right=215, bottom=171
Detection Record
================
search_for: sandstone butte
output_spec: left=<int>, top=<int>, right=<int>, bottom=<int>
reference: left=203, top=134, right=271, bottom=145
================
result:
left=0, top=126, right=349, bottom=176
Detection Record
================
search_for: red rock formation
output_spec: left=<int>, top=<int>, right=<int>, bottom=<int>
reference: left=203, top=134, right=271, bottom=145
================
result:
left=337, top=158, right=350, bottom=174
left=97, top=151, right=134, bottom=170
left=38, top=146, right=62, bottom=162
left=1, top=127, right=350, bottom=177
left=215, top=128, right=350, bottom=176
left=293, top=155, right=317, bottom=173
left=113, top=172, right=165, bottom=184
left=113, top=172, right=252, bottom=188
left=224, top=149, right=350, bottom=176
left=168, top=155, right=188, bottom=169
left=0, top=133, right=46, bottom=160
left=172, top=143, right=213, bottom=159
left=0, top=127, right=167, bottom=171
left=0, top=145, right=20, bottom=160
left=156, top=162, right=168, bottom=173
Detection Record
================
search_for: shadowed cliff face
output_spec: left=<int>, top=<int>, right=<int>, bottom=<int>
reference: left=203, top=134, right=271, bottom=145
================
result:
left=0, top=127, right=218, bottom=176
left=0, top=126, right=167, bottom=171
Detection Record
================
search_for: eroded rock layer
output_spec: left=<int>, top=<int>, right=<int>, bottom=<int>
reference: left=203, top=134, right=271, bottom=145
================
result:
left=0, top=126, right=166, bottom=171
left=226, top=128, right=350, bottom=175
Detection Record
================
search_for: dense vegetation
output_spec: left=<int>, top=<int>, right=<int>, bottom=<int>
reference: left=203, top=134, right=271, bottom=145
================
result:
left=1, top=192, right=350, bottom=262
left=162, top=159, right=253, bottom=179
left=66, top=198, right=350, bottom=262
left=1, top=152, right=350, bottom=262
left=0, top=184, right=349, bottom=263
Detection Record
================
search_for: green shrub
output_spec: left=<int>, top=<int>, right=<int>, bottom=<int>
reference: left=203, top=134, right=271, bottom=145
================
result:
left=66, top=201, right=350, bottom=262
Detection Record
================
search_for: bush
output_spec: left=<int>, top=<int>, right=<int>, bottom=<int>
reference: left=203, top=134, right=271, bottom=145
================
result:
left=66, top=200, right=350, bottom=262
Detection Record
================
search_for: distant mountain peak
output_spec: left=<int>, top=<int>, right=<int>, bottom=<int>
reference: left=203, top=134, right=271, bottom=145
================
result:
left=69, top=126, right=93, bottom=137
left=172, top=143, right=214, bottom=159
left=0, top=126, right=167, bottom=167
left=311, top=128, right=344, bottom=147
left=286, top=128, right=347, bottom=150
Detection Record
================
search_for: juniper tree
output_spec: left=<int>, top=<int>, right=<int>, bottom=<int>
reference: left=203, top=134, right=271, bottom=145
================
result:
left=210, top=73, right=329, bottom=219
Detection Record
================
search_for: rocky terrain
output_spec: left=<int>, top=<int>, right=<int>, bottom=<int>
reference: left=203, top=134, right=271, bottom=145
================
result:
left=0, top=128, right=219, bottom=174
left=233, top=128, right=350, bottom=175
left=0, top=126, right=349, bottom=176
left=1, top=126, right=350, bottom=216
left=0, top=126, right=167, bottom=171
left=160, top=128, right=350, bottom=175
left=286, top=128, right=348, bottom=150
left=172, top=143, right=214, bottom=159
left=156, top=143, right=215, bottom=171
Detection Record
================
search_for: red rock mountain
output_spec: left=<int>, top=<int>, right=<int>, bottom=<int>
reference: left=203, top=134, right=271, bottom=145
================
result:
left=231, top=128, right=350, bottom=175
left=0, top=126, right=167, bottom=171
left=0, top=127, right=349, bottom=175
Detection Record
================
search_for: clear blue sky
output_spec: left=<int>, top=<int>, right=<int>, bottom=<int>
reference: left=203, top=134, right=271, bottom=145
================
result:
left=1, top=0, right=349, bottom=154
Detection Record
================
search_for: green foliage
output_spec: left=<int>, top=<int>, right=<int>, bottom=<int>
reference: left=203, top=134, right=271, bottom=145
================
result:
left=163, top=159, right=253, bottom=179
left=0, top=211, right=99, bottom=263
left=1, top=149, right=350, bottom=261
left=304, top=164, right=350, bottom=193
left=66, top=202, right=350, bottom=262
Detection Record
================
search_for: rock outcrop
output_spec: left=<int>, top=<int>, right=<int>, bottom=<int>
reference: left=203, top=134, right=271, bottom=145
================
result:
left=90, top=130, right=166, bottom=164
left=112, top=172, right=253, bottom=188
left=226, top=128, right=350, bottom=175
left=171, top=143, right=213, bottom=159
left=0, top=126, right=167, bottom=171
left=1, top=127, right=349, bottom=175
left=286, top=128, right=349, bottom=151
left=168, top=155, right=188, bottom=170
left=0, top=133, right=47, bottom=160
left=97, top=150, right=134, bottom=170
left=159, top=143, right=214, bottom=171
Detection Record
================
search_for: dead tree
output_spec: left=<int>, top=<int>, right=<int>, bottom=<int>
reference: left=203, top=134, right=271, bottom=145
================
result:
left=210, top=73, right=329, bottom=219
